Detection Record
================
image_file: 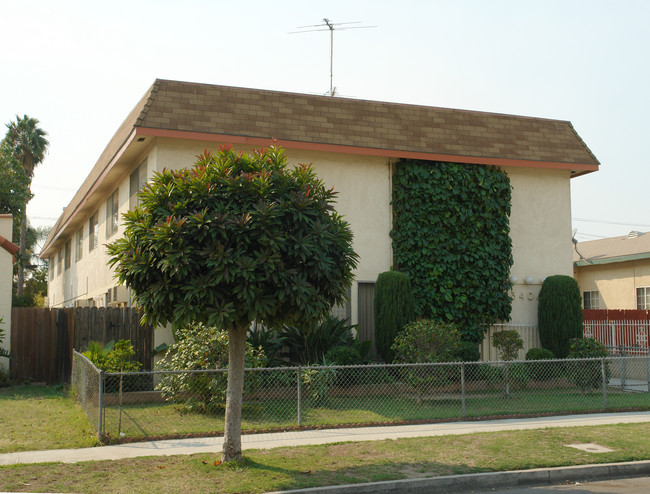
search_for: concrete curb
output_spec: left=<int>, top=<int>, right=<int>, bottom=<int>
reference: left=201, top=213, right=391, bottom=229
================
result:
left=267, top=460, right=650, bottom=493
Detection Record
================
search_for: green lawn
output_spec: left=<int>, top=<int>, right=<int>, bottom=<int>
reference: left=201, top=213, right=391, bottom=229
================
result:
left=0, top=385, right=98, bottom=453
left=1, top=423, right=649, bottom=493
left=102, top=385, right=650, bottom=441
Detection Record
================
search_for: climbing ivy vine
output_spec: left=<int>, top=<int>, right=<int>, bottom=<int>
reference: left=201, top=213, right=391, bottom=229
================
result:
left=391, top=159, right=513, bottom=342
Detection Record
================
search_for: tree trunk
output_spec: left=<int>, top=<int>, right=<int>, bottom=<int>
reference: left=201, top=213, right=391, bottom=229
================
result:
left=17, top=208, right=27, bottom=297
left=222, top=325, right=247, bottom=462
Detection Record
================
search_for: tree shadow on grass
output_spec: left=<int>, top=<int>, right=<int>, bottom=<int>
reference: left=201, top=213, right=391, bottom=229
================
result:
left=231, top=457, right=491, bottom=492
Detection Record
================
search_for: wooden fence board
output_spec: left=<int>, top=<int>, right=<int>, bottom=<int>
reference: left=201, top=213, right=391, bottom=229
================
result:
left=10, top=307, right=154, bottom=384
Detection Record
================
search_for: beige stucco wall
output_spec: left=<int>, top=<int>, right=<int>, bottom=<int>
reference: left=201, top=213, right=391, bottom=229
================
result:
left=153, top=139, right=393, bottom=327
left=0, top=215, right=13, bottom=367
left=46, top=137, right=576, bottom=336
left=574, top=260, right=650, bottom=309
left=507, top=167, right=574, bottom=324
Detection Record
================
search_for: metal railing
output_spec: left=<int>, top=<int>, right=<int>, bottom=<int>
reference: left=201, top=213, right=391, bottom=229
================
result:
left=71, top=351, right=650, bottom=442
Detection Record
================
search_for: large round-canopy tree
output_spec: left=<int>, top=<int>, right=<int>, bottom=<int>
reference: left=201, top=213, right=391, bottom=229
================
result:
left=107, top=145, right=358, bottom=461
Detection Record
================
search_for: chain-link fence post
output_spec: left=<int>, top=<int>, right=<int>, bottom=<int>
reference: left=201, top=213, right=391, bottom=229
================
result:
left=460, top=362, right=466, bottom=419
left=98, top=370, right=104, bottom=440
left=619, top=346, right=627, bottom=391
left=601, top=358, right=607, bottom=409
left=297, top=366, right=302, bottom=426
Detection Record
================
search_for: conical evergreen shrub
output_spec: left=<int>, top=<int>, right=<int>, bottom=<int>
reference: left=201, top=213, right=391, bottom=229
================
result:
left=374, top=271, right=415, bottom=362
left=537, top=275, right=583, bottom=358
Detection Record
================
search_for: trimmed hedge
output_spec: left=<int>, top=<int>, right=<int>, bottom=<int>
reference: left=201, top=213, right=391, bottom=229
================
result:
left=538, top=275, right=583, bottom=358
left=373, top=271, right=415, bottom=362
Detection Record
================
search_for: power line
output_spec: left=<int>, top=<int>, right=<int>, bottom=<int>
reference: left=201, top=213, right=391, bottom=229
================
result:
left=572, top=217, right=650, bottom=228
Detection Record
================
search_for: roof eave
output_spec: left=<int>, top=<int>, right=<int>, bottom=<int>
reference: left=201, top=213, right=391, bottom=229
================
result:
left=574, top=251, right=650, bottom=267
left=138, top=127, right=600, bottom=175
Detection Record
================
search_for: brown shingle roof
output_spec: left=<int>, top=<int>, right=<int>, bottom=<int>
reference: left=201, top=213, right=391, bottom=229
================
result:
left=41, top=79, right=599, bottom=257
left=138, top=80, right=599, bottom=166
left=574, top=232, right=650, bottom=265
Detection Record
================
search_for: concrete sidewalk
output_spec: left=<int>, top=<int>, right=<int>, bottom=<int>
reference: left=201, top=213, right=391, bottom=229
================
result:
left=1, top=411, right=649, bottom=466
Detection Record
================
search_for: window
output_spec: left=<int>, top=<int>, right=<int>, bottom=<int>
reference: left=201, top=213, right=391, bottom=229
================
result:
left=49, top=257, right=54, bottom=280
left=89, top=212, right=98, bottom=251
left=106, top=189, right=119, bottom=238
left=75, top=227, right=83, bottom=262
left=637, top=287, right=650, bottom=310
left=583, top=291, right=600, bottom=309
left=130, top=160, right=147, bottom=209
left=57, top=249, right=63, bottom=276
left=64, top=240, right=71, bottom=270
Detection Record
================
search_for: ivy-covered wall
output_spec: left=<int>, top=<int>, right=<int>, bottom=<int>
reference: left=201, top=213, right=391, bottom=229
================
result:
left=391, top=159, right=513, bottom=342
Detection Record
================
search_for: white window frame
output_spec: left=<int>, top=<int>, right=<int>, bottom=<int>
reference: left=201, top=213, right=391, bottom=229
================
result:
left=637, top=287, right=650, bottom=310
left=89, top=212, right=98, bottom=251
left=106, top=189, right=119, bottom=239
left=75, top=227, right=83, bottom=262
left=583, top=290, right=600, bottom=310
left=130, top=160, right=147, bottom=210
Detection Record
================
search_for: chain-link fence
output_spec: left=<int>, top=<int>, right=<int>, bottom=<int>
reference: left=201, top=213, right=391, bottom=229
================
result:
left=71, top=351, right=103, bottom=434
left=71, top=351, right=650, bottom=442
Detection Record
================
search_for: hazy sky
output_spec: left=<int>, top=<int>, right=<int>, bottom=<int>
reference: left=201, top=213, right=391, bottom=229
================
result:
left=1, top=0, right=648, bottom=243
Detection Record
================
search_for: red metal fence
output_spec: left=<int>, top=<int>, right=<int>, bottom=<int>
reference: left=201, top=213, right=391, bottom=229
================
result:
left=583, top=309, right=650, bottom=356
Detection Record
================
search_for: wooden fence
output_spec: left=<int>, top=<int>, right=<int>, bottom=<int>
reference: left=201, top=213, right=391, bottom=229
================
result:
left=10, top=307, right=154, bottom=384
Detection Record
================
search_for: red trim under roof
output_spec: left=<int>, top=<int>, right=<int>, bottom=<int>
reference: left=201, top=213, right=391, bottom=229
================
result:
left=0, top=234, right=19, bottom=257
left=136, top=127, right=599, bottom=174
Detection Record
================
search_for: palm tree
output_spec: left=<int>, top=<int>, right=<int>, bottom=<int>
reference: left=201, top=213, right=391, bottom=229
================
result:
left=3, top=115, right=49, bottom=297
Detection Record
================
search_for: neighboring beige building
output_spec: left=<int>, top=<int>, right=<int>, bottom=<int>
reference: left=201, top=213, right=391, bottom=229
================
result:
left=574, top=231, right=650, bottom=310
left=41, top=79, right=599, bottom=347
left=0, top=214, right=19, bottom=363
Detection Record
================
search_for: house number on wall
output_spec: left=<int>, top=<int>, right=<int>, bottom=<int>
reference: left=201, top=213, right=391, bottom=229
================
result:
left=509, top=289, right=538, bottom=302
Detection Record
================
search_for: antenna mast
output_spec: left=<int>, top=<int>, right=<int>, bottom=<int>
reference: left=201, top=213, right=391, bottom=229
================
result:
left=289, top=18, right=376, bottom=96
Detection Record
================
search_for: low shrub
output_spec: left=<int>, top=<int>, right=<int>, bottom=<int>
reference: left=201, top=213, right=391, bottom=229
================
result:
left=453, top=340, right=481, bottom=362
left=567, top=337, right=610, bottom=392
left=0, top=317, right=10, bottom=388
left=392, top=320, right=462, bottom=402
left=324, top=346, right=362, bottom=366
left=392, top=319, right=461, bottom=364
left=492, top=330, right=524, bottom=361
left=83, top=340, right=146, bottom=393
left=280, top=316, right=355, bottom=365
left=157, top=323, right=266, bottom=414
left=247, top=323, right=286, bottom=367
left=301, top=358, right=337, bottom=405
left=509, top=363, right=530, bottom=389
left=526, top=348, right=555, bottom=360
left=525, top=347, right=558, bottom=381
left=0, top=317, right=11, bottom=360
left=476, top=364, right=504, bottom=389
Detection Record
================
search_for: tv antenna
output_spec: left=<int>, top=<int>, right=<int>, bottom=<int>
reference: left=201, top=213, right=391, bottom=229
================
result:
left=289, top=18, right=377, bottom=96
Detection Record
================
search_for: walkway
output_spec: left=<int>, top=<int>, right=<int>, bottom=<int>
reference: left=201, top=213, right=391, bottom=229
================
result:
left=1, top=411, right=649, bottom=466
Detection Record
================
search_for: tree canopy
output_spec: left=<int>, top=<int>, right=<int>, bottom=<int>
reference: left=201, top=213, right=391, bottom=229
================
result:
left=0, top=142, right=32, bottom=220
left=107, top=144, right=358, bottom=461
left=2, top=115, right=49, bottom=298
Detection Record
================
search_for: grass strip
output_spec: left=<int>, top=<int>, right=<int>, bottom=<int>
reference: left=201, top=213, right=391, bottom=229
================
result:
left=0, top=385, right=97, bottom=453
left=0, top=422, right=649, bottom=493
left=100, top=387, right=650, bottom=441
